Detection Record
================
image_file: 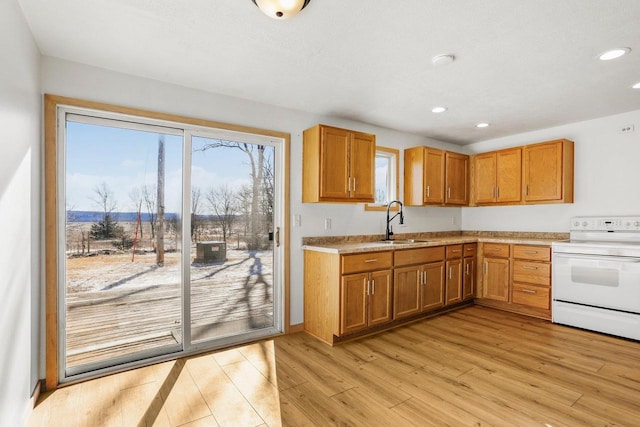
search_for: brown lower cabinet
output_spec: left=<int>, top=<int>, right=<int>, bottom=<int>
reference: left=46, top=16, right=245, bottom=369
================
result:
left=302, top=242, right=512, bottom=346
left=477, top=243, right=552, bottom=319
left=394, top=246, right=446, bottom=319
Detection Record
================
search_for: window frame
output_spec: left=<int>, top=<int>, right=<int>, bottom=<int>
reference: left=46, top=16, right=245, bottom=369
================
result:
left=365, top=146, right=400, bottom=211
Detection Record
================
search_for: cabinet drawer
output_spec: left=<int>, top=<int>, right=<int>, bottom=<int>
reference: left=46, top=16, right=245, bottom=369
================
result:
left=483, top=243, right=510, bottom=258
left=513, top=260, right=550, bottom=286
left=463, top=243, right=477, bottom=257
left=512, top=283, right=550, bottom=309
left=513, top=245, right=551, bottom=262
left=342, top=251, right=393, bottom=274
left=446, top=245, right=463, bottom=259
left=394, top=246, right=444, bottom=267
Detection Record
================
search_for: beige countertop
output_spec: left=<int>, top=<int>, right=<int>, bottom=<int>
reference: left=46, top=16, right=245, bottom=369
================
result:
left=302, top=234, right=562, bottom=254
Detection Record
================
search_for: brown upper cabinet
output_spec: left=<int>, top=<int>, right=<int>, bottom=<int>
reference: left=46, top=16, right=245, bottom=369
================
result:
left=445, top=152, right=470, bottom=205
left=523, top=139, right=574, bottom=204
left=404, top=146, right=445, bottom=205
left=404, top=147, right=469, bottom=206
left=474, top=147, right=522, bottom=205
left=302, top=124, right=375, bottom=203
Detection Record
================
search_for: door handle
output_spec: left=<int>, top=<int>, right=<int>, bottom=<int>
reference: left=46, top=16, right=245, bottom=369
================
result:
left=449, top=267, right=452, bottom=280
left=371, top=279, right=375, bottom=295
left=426, top=185, right=430, bottom=198
left=353, top=177, right=356, bottom=192
left=466, top=263, right=469, bottom=275
left=367, top=280, right=370, bottom=295
left=448, top=187, right=451, bottom=199
left=275, top=227, right=280, bottom=247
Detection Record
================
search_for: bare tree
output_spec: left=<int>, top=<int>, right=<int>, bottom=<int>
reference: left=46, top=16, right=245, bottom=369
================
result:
left=90, top=182, right=122, bottom=239
left=191, top=187, right=203, bottom=241
left=129, top=187, right=144, bottom=240
left=196, top=140, right=270, bottom=250
left=156, top=135, right=165, bottom=266
left=206, top=184, right=238, bottom=242
left=142, top=184, right=157, bottom=239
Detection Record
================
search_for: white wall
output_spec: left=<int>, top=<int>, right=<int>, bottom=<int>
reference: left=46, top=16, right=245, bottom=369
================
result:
left=462, top=109, right=640, bottom=232
left=0, top=1, right=41, bottom=425
left=41, top=56, right=463, bottom=326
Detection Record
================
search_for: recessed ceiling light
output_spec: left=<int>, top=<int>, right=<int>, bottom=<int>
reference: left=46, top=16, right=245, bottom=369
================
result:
left=431, top=54, right=455, bottom=67
left=431, top=106, right=447, bottom=113
left=476, top=123, right=490, bottom=128
left=598, top=47, right=631, bottom=61
left=633, top=81, right=640, bottom=89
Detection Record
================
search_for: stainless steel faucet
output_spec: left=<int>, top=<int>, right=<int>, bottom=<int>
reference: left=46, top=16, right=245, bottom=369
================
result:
left=385, top=200, right=404, bottom=240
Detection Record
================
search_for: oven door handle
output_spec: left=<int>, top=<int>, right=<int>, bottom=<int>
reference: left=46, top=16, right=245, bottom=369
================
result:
left=553, top=253, right=640, bottom=263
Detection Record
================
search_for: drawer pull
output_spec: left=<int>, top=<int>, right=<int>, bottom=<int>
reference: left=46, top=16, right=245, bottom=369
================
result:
left=489, top=248, right=501, bottom=251
left=364, top=259, right=378, bottom=263
left=452, top=249, right=461, bottom=253
left=522, top=266, right=538, bottom=270
left=524, top=250, right=538, bottom=254
left=522, top=289, right=537, bottom=294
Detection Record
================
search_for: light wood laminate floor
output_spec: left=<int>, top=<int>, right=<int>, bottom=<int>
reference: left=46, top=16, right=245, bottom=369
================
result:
left=29, top=306, right=640, bottom=426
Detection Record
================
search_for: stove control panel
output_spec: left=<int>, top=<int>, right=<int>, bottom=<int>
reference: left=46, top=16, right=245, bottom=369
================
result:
left=570, top=216, right=640, bottom=231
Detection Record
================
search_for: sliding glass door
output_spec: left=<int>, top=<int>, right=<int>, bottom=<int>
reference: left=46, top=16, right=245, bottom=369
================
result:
left=57, top=107, right=283, bottom=382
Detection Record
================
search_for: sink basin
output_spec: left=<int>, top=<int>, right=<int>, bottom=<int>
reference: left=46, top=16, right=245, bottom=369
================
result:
left=378, top=239, right=431, bottom=244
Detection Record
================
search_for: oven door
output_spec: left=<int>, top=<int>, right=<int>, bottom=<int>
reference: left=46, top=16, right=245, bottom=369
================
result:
left=552, top=253, right=640, bottom=314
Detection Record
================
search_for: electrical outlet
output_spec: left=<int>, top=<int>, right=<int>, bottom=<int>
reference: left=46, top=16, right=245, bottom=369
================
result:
left=324, top=218, right=332, bottom=230
left=293, top=214, right=301, bottom=227
left=620, top=124, right=635, bottom=133
left=451, top=216, right=456, bottom=225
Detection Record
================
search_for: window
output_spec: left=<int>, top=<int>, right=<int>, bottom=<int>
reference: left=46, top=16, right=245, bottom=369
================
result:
left=365, top=146, right=399, bottom=211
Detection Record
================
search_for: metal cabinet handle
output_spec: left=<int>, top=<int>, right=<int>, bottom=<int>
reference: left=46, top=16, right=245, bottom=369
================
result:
left=483, top=262, right=487, bottom=274
left=489, top=248, right=501, bottom=251
left=522, top=266, right=538, bottom=270
left=448, top=187, right=451, bottom=199
left=449, top=267, right=452, bottom=280
left=522, top=289, right=536, bottom=294
left=353, top=177, right=356, bottom=192
left=366, top=280, right=370, bottom=295
left=452, top=249, right=461, bottom=253
left=426, top=185, right=430, bottom=198
left=465, top=263, right=469, bottom=275
left=524, top=250, right=538, bottom=254
left=371, top=279, right=375, bottom=295
left=364, top=259, right=378, bottom=263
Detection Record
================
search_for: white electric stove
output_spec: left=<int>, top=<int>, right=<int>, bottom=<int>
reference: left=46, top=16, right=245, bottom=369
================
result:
left=552, top=216, right=640, bottom=341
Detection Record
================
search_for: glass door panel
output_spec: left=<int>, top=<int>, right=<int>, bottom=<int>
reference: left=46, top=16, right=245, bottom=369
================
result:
left=189, top=136, right=276, bottom=343
left=62, top=116, right=183, bottom=376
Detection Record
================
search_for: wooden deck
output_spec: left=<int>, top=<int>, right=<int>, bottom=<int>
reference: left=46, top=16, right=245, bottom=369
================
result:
left=65, top=252, right=273, bottom=368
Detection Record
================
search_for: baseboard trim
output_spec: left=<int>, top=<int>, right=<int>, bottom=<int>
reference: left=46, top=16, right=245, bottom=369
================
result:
left=22, top=380, right=43, bottom=425
left=288, top=323, right=305, bottom=333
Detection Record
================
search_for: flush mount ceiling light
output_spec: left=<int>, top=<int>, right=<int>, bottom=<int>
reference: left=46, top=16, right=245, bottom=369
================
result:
left=633, top=81, right=640, bottom=89
left=476, top=122, right=490, bottom=128
left=598, top=47, right=631, bottom=61
left=252, top=0, right=311, bottom=19
left=431, top=106, right=447, bottom=113
left=431, top=54, right=455, bottom=67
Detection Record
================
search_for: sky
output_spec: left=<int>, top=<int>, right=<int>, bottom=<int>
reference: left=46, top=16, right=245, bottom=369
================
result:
left=65, top=121, right=273, bottom=213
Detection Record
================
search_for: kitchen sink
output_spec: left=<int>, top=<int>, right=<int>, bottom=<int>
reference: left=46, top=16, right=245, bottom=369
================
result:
left=378, top=239, right=431, bottom=244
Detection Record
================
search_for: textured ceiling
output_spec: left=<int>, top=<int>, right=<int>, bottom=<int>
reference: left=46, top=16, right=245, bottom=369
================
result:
left=18, top=0, right=640, bottom=144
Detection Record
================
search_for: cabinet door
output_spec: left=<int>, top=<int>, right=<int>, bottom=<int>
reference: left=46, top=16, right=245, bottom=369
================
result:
left=445, top=152, right=469, bottom=205
left=482, top=258, right=510, bottom=301
left=463, top=257, right=475, bottom=300
left=368, top=270, right=392, bottom=326
left=394, top=266, right=421, bottom=319
left=445, top=259, right=463, bottom=305
left=424, top=148, right=445, bottom=204
left=340, top=273, right=368, bottom=335
left=350, top=132, right=375, bottom=201
left=523, top=141, right=562, bottom=202
left=421, top=262, right=445, bottom=311
left=319, top=126, right=351, bottom=200
left=474, top=152, right=497, bottom=204
left=496, top=148, right=522, bottom=203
